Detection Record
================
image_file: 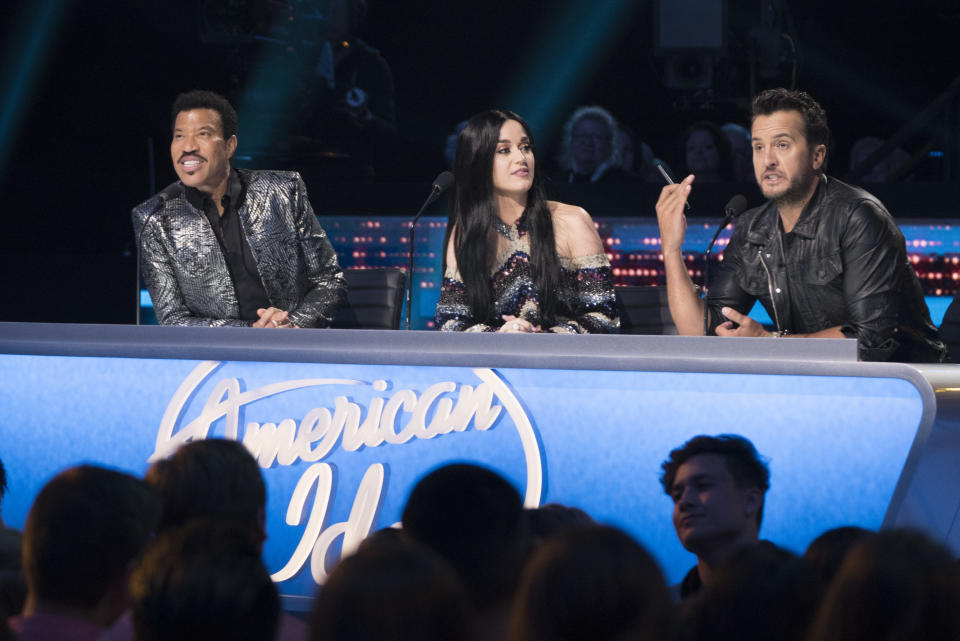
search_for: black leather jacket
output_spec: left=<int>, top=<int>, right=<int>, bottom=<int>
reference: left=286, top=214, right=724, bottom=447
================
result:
left=707, top=176, right=946, bottom=362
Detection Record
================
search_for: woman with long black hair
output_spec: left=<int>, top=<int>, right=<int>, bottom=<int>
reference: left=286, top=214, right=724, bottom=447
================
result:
left=435, top=109, right=618, bottom=333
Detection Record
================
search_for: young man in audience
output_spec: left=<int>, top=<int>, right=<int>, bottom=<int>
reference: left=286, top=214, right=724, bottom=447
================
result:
left=659, top=434, right=770, bottom=599
left=9, top=465, right=159, bottom=641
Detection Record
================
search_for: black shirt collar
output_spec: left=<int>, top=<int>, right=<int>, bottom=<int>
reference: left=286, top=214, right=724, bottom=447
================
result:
left=183, top=169, right=242, bottom=212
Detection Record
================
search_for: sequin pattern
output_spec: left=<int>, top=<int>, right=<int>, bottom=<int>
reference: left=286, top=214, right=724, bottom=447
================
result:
left=435, top=215, right=619, bottom=333
left=132, top=170, right=346, bottom=327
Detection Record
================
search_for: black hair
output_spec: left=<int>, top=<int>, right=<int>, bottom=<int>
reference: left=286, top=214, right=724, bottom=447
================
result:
left=171, top=90, right=239, bottom=140
left=132, top=519, right=279, bottom=641
left=23, top=465, right=160, bottom=609
left=442, top=109, right=561, bottom=326
left=0, top=459, right=6, bottom=501
left=660, top=434, right=770, bottom=526
left=681, top=120, right=735, bottom=182
left=697, top=543, right=818, bottom=641
left=510, top=525, right=674, bottom=641
left=310, top=537, right=472, bottom=641
left=402, top=462, right=525, bottom=608
left=145, top=438, right=266, bottom=542
left=751, top=88, right=830, bottom=167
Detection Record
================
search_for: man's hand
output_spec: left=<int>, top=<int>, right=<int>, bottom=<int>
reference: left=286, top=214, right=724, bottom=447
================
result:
left=655, top=174, right=694, bottom=254
left=253, top=307, right=295, bottom=329
left=715, top=307, right=768, bottom=337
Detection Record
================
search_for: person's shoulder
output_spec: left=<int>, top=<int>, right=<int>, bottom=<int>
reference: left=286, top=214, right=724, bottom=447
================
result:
left=548, top=201, right=603, bottom=257
left=821, top=175, right=890, bottom=215
left=548, top=200, right=594, bottom=229
left=241, top=169, right=302, bottom=187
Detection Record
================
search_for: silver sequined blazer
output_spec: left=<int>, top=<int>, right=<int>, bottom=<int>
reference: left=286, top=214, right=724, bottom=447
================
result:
left=131, top=170, right=346, bottom=327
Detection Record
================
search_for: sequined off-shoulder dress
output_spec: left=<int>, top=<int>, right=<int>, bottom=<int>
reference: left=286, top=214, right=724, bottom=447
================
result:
left=435, top=214, right=619, bottom=333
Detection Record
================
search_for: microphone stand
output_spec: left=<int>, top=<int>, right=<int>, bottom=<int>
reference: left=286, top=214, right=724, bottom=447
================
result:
left=702, top=213, right=734, bottom=336
left=406, top=185, right=443, bottom=330
left=702, top=195, right=746, bottom=336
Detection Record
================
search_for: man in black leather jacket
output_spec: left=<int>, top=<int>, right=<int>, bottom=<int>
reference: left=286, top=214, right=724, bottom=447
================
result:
left=656, top=88, right=946, bottom=362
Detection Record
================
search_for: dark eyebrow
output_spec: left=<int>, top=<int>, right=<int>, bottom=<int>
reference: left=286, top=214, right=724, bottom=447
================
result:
left=672, top=473, right=714, bottom=491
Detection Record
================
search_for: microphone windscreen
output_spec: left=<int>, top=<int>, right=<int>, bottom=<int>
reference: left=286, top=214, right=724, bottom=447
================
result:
left=432, top=171, right=455, bottom=193
left=156, top=181, right=183, bottom=203
left=724, top=194, right=748, bottom=218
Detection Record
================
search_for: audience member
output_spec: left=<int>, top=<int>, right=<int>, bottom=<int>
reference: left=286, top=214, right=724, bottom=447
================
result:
left=694, top=542, right=818, bottom=641
left=802, top=525, right=872, bottom=594
left=103, top=438, right=305, bottom=641
left=618, top=125, right=670, bottom=183
left=721, top=122, right=753, bottom=182
left=806, top=528, right=960, bottom=641
left=145, top=438, right=266, bottom=547
left=509, top=525, right=674, bottom=641
left=402, top=463, right=526, bottom=641
left=660, top=434, right=770, bottom=599
left=681, top=121, right=734, bottom=183
left=9, top=465, right=160, bottom=641
left=0, top=459, right=25, bottom=618
left=310, top=537, right=472, bottom=641
left=522, top=503, right=594, bottom=550
left=0, top=460, right=19, bottom=571
left=557, top=106, right=632, bottom=183
left=131, top=518, right=279, bottom=641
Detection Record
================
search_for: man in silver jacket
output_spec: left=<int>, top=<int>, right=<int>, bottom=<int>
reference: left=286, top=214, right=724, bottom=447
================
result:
left=132, top=90, right=345, bottom=328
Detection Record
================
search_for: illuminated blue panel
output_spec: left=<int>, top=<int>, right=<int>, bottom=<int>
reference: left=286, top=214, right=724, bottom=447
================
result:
left=0, top=353, right=923, bottom=591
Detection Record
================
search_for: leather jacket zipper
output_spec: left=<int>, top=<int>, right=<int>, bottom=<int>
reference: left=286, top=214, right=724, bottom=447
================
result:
left=758, top=250, right=783, bottom=333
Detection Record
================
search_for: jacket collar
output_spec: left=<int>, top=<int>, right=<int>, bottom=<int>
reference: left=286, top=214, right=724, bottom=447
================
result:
left=746, top=173, right=828, bottom=245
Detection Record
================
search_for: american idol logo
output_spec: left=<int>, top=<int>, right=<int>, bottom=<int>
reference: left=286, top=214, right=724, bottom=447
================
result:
left=151, top=361, right=542, bottom=589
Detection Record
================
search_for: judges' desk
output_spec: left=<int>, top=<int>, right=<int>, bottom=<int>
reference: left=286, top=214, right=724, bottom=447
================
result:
left=2, top=322, right=959, bottom=604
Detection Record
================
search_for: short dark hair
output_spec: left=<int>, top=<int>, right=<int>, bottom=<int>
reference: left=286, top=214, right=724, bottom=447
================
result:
left=402, top=463, right=525, bottom=608
left=23, top=465, right=160, bottom=609
left=171, top=90, right=238, bottom=139
left=660, top=434, right=770, bottom=524
left=0, top=459, right=7, bottom=501
left=310, top=538, right=472, bottom=641
left=145, top=439, right=266, bottom=541
left=510, top=525, right=674, bottom=641
left=751, top=88, right=830, bottom=159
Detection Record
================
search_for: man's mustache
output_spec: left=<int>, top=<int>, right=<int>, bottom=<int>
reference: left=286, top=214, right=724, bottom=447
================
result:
left=178, top=153, right=206, bottom=163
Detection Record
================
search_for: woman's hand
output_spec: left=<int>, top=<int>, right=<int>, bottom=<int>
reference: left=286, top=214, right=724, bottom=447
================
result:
left=498, top=315, right=539, bottom=333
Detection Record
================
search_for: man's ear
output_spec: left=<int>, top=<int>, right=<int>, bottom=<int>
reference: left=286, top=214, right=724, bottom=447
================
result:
left=811, top=144, right=826, bottom=171
left=743, top=487, right=763, bottom=519
left=227, top=135, right=238, bottom=160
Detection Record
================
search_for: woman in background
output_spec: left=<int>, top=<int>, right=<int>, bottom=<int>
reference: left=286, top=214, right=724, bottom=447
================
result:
left=681, top=120, right=734, bottom=183
left=435, top=109, right=618, bottom=333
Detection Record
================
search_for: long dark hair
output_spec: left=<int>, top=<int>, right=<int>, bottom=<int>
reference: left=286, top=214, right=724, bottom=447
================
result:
left=443, top=109, right=560, bottom=324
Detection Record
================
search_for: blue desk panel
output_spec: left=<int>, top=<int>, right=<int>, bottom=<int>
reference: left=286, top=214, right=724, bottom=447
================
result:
left=2, top=323, right=948, bottom=598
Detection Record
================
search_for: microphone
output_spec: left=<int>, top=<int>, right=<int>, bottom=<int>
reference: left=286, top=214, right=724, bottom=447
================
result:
left=135, top=182, right=183, bottom=325
left=406, top=171, right=455, bottom=330
left=703, top=194, right=748, bottom=335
